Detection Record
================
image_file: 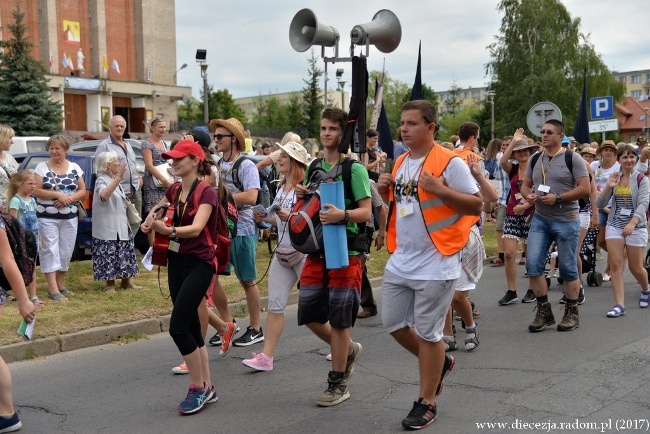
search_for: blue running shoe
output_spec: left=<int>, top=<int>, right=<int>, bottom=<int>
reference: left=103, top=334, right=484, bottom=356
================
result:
left=0, top=412, right=22, bottom=433
left=179, top=384, right=210, bottom=415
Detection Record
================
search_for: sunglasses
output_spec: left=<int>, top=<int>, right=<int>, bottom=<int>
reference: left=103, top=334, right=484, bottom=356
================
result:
left=540, top=130, right=557, bottom=136
left=213, top=134, right=234, bottom=141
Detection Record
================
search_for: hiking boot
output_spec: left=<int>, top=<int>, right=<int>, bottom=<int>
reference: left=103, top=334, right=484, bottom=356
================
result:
left=401, top=398, right=437, bottom=430
left=498, top=290, right=518, bottom=305
left=435, top=354, right=455, bottom=398
left=521, top=289, right=536, bottom=303
left=232, top=326, right=264, bottom=347
left=557, top=302, right=579, bottom=331
left=464, top=325, right=479, bottom=351
left=528, top=301, right=555, bottom=332
left=316, top=371, right=350, bottom=407
left=343, top=341, right=363, bottom=381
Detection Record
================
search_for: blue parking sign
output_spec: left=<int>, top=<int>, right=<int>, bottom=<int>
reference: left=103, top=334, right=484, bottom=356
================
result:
left=590, top=96, right=613, bottom=120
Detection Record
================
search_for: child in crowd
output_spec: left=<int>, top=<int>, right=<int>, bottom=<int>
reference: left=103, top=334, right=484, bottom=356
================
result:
left=8, top=170, right=43, bottom=307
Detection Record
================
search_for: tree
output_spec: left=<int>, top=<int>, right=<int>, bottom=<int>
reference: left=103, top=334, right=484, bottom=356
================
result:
left=302, top=49, right=324, bottom=138
left=250, top=95, right=290, bottom=137
left=177, top=96, right=203, bottom=129
left=0, top=4, right=61, bottom=135
left=438, top=105, right=482, bottom=143
left=208, top=89, right=245, bottom=121
left=486, top=0, right=625, bottom=138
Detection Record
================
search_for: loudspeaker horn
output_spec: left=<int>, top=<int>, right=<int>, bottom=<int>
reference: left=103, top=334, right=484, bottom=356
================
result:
left=350, top=9, right=401, bottom=53
left=289, top=9, right=339, bottom=52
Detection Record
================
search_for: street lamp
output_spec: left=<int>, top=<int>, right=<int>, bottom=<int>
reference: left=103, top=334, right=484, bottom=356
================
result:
left=196, top=49, right=209, bottom=125
left=174, top=63, right=187, bottom=83
left=488, top=91, right=496, bottom=140
left=336, top=68, right=345, bottom=110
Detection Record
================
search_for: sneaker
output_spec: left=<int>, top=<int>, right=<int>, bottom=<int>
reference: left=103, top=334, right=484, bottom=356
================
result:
left=551, top=269, right=559, bottom=279
left=232, top=326, right=264, bottom=347
left=498, top=291, right=518, bottom=305
left=602, top=272, right=611, bottom=282
left=577, top=287, right=585, bottom=305
left=206, top=386, right=218, bottom=404
left=528, top=301, right=555, bottom=332
left=640, top=290, right=650, bottom=308
left=464, top=325, right=479, bottom=351
left=242, top=352, right=274, bottom=371
left=172, top=362, right=189, bottom=375
left=316, top=372, right=350, bottom=407
left=557, top=302, right=579, bottom=331
left=521, top=289, right=536, bottom=303
left=220, top=321, right=236, bottom=357
left=208, top=333, right=222, bottom=346
left=559, top=293, right=567, bottom=304
left=0, top=412, right=21, bottom=433
left=401, top=398, right=437, bottom=430
left=178, top=384, right=210, bottom=415
left=435, top=354, right=455, bottom=398
left=343, top=342, right=363, bottom=381
left=443, top=336, right=457, bottom=352
left=326, top=353, right=332, bottom=361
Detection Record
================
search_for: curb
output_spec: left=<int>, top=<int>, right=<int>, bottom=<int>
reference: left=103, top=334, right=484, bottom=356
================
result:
left=0, top=277, right=384, bottom=363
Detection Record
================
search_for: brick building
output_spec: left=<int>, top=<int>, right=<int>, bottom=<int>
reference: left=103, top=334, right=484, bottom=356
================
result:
left=0, top=0, right=190, bottom=134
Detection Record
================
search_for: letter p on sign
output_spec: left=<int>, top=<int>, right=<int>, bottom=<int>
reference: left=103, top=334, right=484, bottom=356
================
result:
left=590, top=96, right=613, bottom=120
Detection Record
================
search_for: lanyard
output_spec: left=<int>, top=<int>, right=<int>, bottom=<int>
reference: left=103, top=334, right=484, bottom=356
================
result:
left=173, top=178, right=199, bottom=227
left=540, top=148, right=564, bottom=184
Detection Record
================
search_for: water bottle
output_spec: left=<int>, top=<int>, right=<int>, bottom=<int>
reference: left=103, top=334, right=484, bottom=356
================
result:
left=260, top=180, right=270, bottom=208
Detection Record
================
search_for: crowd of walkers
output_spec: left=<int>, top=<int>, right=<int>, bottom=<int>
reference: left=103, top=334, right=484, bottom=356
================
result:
left=1, top=107, right=649, bottom=431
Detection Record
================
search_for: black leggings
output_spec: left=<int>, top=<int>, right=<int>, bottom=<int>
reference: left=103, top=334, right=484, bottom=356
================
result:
left=167, top=252, right=214, bottom=356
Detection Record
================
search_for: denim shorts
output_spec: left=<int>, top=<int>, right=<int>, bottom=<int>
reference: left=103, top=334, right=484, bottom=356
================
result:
left=525, top=214, right=580, bottom=281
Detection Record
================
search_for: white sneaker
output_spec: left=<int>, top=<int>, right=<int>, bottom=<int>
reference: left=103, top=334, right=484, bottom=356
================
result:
left=603, top=273, right=611, bottom=282
left=171, top=362, right=189, bottom=374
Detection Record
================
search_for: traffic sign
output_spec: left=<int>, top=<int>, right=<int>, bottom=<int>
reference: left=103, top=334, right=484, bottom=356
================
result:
left=526, top=101, right=562, bottom=137
left=590, top=96, right=613, bottom=120
left=588, top=118, right=618, bottom=133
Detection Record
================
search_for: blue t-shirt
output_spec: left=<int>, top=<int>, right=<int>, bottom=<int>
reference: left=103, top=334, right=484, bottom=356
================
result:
left=9, top=195, right=41, bottom=237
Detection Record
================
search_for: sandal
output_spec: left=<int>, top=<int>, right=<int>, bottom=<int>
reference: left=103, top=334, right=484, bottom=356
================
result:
left=606, top=305, right=626, bottom=318
left=489, top=257, right=504, bottom=266
left=518, top=258, right=526, bottom=265
left=30, top=296, right=45, bottom=307
left=357, top=309, right=377, bottom=319
left=640, top=291, right=650, bottom=308
left=443, top=336, right=457, bottom=352
left=48, top=292, right=68, bottom=302
left=104, top=286, right=116, bottom=293
left=59, top=288, right=75, bottom=295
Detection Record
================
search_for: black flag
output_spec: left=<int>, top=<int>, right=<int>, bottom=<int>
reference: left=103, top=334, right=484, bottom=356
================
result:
left=410, top=41, right=423, bottom=100
left=572, top=69, right=590, bottom=144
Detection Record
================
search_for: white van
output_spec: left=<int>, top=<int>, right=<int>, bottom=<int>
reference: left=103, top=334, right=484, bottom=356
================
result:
left=8, top=136, right=50, bottom=155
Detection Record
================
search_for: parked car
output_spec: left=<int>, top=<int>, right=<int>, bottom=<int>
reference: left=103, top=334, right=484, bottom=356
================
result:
left=69, top=139, right=145, bottom=175
left=7, top=136, right=49, bottom=155
left=16, top=152, right=148, bottom=260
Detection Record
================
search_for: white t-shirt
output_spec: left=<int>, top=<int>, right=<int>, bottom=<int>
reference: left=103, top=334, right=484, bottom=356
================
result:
left=272, top=186, right=297, bottom=248
left=386, top=156, right=479, bottom=281
left=591, top=160, right=620, bottom=208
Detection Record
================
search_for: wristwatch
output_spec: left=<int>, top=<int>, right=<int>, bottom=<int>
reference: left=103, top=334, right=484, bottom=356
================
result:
left=171, top=226, right=177, bottom=238
left=343, top=210, right=350, bottom=224
left=556, top=194, right=563, bottom=204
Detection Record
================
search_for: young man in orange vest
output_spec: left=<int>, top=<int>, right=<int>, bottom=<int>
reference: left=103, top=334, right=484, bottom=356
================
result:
left=377, top=100, right=482, bottom=430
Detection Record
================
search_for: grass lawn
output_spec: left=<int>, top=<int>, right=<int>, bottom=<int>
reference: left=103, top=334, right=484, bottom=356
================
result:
left=0, top=224, right=499, bottom=346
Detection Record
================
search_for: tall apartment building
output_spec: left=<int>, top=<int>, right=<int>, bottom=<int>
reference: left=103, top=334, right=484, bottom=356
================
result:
left=434, top=86, right=489, bottom=114
left=0, top=0, right=191, bottom=133
left=612, top=69, right=650, bottom=101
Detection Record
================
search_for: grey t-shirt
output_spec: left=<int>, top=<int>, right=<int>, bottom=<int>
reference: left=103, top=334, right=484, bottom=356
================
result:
left=525, top=149, right=588, bottom=221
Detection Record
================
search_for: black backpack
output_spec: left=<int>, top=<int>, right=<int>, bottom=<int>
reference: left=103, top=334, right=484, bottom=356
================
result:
left=231, top=156, right=273, bottom=206
left=529, top=149, right=589, bottom=208
left=0, top=212, right=37, bottom=290
left=288, top=157, right=368, bottom=254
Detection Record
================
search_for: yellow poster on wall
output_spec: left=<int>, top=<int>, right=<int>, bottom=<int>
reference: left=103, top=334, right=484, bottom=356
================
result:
left=63, top=20, right=80, bottom=45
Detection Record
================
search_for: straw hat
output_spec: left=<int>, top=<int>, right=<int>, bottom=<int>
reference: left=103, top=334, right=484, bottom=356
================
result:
left=209, top=118, right=246, bottom=152
left=579, top=147, right=597, bottom=156
left=596, top=140, right=617, bottom=154
left=278, top=141, right=310, bottom=166
left=512, top=139, right=539, bottom=152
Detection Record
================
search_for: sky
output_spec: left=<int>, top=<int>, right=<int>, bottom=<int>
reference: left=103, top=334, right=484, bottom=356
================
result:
left=174, top=0, right=649, bottom=100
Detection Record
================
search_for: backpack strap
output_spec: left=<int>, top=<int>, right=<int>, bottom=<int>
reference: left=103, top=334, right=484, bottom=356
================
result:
left=529, top=149, right=574, bottom=175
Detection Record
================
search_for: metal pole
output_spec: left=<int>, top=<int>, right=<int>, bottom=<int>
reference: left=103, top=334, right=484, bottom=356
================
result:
left=490, top=99, right=495, bottom=140
left=201, top=65, right=209, bottom=125
left=323, top=62, right=328, bottom=107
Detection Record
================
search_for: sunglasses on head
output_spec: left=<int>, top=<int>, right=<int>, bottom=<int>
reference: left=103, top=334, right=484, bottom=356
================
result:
left=213, top=134, right=234, bottom=141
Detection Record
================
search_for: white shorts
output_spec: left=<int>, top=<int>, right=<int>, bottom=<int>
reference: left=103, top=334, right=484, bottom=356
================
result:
left=605, top=225, right=649, bottom=248
left=579, top=211, right=590, bottom=230
left=381, top=269, right=455, bottom=342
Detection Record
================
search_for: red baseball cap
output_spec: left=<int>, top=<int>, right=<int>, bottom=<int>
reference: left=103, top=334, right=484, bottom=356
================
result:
left=162, top=140, right=205, bottom=161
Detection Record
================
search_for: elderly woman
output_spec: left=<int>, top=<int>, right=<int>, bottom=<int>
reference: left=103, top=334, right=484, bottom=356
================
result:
left=34, top=135, right=86, bottom=301
left=92, top=152, right=139, bottom=292
left=142, top=117, right=170, bottom=246
left=0, top=124, right=19, bottom=210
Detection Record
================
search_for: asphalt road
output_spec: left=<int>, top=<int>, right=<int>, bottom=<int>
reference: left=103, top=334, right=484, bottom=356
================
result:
left=9, top=257, right=650, bottom=433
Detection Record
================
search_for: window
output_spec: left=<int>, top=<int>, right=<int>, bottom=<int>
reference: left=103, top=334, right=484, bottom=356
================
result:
left=618, top=76, right=626, bottom=84
left=632, top=90, right=642, bottom=99
left=464, top=92, right=468, bottom=99
left=472, top=91, right=480, bottom=98
left=631, top=75, right=641, bottom=83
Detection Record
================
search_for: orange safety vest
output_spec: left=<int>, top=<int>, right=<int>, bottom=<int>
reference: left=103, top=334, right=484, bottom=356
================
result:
left=386, top=144, right=477, bottom=256
left=453, top=146, right=483, bottom=164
